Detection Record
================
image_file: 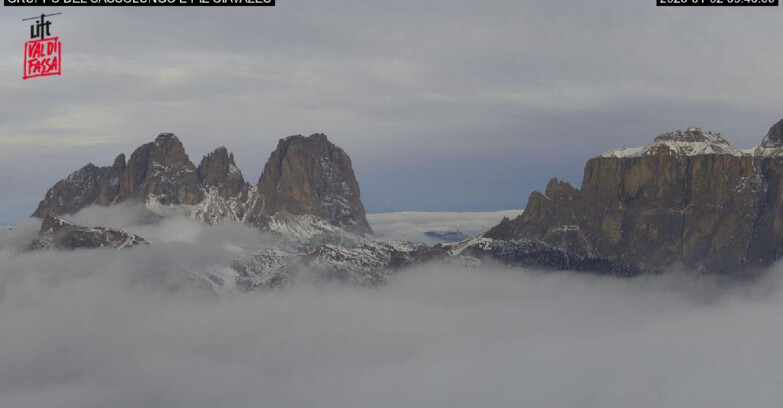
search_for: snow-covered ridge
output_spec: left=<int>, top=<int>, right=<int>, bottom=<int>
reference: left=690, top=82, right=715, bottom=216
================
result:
left=145, top=187, right=262, bottom=225
left=600, top=127, right=745, bottom=158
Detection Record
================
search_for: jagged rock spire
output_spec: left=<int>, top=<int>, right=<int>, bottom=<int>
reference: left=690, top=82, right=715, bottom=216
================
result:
left=197, top=146, right=247, bottom=199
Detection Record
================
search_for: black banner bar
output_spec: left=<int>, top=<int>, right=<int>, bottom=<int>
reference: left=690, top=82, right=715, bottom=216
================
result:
left=6, top=0, right=273, bottom=5
left=658, top=0, right=777, bottom=5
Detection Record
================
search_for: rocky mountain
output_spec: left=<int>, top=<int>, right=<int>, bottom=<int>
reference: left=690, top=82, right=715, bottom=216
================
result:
left=28, top=132, right=406, bottom=290
left=485, top=121, right=783, bottom=274
left=197, top=147, right=247, bottom=199
left=118, top=133, right=203, bottom=206
left=29, top=215, right=147, bottom=251
left=252, top=134, right=372, bottom=235
left=753, top=118, right=783, bottom=156
left=33, top=133, right=371, bottom=237
left=31, top=129, right=655, bottom=284
left=33, top=155, right=127, bottom=217
left=32, top=121, right=783, bottom=286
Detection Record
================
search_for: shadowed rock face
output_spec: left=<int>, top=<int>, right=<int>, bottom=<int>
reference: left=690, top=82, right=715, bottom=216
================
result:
left=33, top=134, right=204, bottom=216
left=254, top=134, right=373, bottom=235
left=761, top=119, right=783, bottom=149
left=29, top=215, right=147, bottom=251
left=754, top=119, right=783, bottom=156
left=486, top=122, right=783, bottom=274
left=33, top=132, right=372, bottom=236
left=32, top=155, right=126, bottom=218
left=197, top=147, right=248, bottom=199
left=119, top=133, right=203, bottom=205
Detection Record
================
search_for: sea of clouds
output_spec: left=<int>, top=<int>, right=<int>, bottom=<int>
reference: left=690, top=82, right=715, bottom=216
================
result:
left=367, top=209, right=522, bottom=244
left=2, top=206, right=783, bottom=407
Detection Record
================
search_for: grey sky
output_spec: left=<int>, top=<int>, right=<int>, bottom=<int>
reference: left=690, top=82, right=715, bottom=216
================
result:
left=2, top=0, right=783, bottom=221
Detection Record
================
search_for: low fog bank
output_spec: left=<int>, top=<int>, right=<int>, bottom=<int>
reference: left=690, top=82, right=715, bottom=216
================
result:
left=0, top=205, right=279, bottom=297
left=0, top=226, right=12, bottom=242
left=2, top=207, right=783, bottom=407
left=368, top=210, right=523, bottom=243
left=0, top=204, right=272, bottom=251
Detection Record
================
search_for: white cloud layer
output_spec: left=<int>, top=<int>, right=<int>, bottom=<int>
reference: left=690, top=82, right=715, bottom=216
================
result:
left=2, top=207, right=783, bottom=407
left=368, top=209, right=522, bottom=243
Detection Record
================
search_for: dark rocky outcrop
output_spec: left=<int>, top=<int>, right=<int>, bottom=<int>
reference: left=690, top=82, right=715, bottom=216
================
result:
left=29, top=215, right=147, bottom=251
left=486, top=123, right=783, bottom=275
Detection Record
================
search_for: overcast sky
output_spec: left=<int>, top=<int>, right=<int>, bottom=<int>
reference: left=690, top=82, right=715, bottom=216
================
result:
left=2, top=0, right=783, bottom=221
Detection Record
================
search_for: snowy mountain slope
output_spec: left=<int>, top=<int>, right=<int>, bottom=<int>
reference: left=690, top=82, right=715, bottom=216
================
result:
left=601, top=128, right=743, bottom=158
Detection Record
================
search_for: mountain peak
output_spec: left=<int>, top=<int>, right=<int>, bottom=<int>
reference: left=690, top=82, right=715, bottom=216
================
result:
left=197, top=146, right=247, bottom=199
left=33, top=158, right=126, bottom=217
left=601, top=127, right=740, bottom=158
left=112, top=154, right=126, bottom=173
left=308, top=132, right=329, bottom=141
left=257, top=132, right=372, bottom=235
left=653, top=128, right=728, bottom=145
left=155, top=132, right=180, bottom=145
left=118, top=133, right=201, bottom=205
left=760, top=119, right=783, bottom=149
left=277, top=133, right=330, bottom=148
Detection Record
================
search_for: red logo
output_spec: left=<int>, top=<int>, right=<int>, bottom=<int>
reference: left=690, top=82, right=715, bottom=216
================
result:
left=24, top=37, right=61, bottom=80
left=22, top=13, right=62, bottom=80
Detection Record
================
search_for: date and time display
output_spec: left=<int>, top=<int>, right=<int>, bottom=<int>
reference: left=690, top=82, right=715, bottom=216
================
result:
left=658, top=0, right=777, bottom=5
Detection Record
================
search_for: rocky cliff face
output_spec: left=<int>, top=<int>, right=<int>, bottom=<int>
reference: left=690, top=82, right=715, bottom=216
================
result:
left=118, top=133, right=203, bottom=206
left=32, top=155, right=126, bottom=218
left=197, top=147, right=247, bottom=199
left=33, top=134, right=203, bottom=217
left=33, top=132, right=372, bottom=237
left=486, top=123, right=783, bottom=274
left=253, top=134, right=372, bottom=235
